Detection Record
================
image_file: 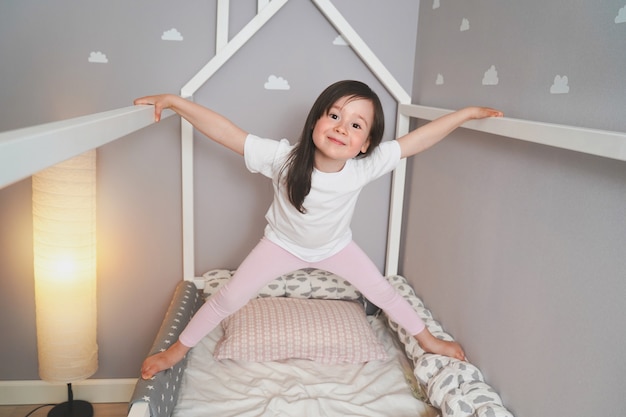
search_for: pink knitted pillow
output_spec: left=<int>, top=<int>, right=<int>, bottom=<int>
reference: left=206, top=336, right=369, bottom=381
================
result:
left=214, top=297, right=387, bottom=364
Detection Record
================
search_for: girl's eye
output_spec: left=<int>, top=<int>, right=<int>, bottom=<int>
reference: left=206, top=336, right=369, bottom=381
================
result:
left=329, top=113, right=339, bottom=120
left=352, top=123, right=361, bottom=129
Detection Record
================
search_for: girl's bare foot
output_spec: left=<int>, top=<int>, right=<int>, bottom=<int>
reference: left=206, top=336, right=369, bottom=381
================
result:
left=429, top=338, right=466, bottom=361
left=141, top=340, right=190, bottom=379
left=415, top=328, right=467, bottom=361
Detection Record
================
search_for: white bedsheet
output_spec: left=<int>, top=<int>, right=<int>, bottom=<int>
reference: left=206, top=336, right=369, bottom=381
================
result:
left=172, top=315, right=438, bottom=417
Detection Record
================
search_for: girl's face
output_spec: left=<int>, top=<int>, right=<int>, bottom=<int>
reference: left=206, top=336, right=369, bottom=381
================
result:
left=312, top=96, right=374, bottom=173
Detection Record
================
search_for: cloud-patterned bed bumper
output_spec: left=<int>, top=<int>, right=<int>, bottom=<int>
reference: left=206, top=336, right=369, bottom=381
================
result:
left=386, top=275, right=514, bottom=417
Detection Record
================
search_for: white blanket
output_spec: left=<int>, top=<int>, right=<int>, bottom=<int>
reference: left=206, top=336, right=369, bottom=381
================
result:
left=173, top=315, right=438, bottom=417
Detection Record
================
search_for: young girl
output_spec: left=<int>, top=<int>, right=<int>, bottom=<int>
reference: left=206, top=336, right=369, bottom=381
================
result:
left=136, top=80, right=502, bottom=379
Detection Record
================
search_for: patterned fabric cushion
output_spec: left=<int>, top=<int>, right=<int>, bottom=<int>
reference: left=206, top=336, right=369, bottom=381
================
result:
left=213, top=297, right=387, bottom=363
left=384, top=275, right=515, bottom=417
left=202, top=268, right=361, bottom=300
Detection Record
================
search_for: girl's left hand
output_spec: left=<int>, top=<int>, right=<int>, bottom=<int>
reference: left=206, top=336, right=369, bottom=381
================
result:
left=467, top=106, right=504, bottom=120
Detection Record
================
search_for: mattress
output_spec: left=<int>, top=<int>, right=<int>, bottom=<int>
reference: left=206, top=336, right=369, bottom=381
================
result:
left=172, top=313, right=438, bottom=417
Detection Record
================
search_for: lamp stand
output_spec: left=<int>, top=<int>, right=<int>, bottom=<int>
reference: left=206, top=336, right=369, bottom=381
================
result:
left=48, top=383, right=94, bottom=417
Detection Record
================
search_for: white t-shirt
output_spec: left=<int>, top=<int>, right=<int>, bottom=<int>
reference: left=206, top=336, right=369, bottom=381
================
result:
left=244, top=134, right=402, bottom=262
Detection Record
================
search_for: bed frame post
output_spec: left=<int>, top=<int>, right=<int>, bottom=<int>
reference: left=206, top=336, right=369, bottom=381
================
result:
left=181, top=116, right=195, bottom=281
left=216, top=0, right=229, bottom=52
left=385, top=112, right=410, bottom=276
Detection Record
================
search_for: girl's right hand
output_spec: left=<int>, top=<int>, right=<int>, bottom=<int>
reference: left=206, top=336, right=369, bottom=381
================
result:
left=134, top=94, right=175, bottom=122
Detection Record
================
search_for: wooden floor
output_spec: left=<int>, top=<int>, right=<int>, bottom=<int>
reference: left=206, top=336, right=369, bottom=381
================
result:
left=0, top=403, right=128, bottom=417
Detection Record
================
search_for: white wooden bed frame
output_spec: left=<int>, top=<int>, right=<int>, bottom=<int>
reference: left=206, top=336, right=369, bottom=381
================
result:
left=1, top=1, right=625, bottom=415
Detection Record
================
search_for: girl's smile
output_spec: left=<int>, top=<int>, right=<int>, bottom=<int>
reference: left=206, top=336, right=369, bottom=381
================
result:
left=327, top=136, right=345, bottom=146
left=312, top=96, right=374, bottom=172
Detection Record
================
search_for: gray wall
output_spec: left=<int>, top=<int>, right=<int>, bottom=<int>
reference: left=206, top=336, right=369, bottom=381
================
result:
left=0, top=1, right=419, bottom=380
left=402, top=1, right=626, bottom=416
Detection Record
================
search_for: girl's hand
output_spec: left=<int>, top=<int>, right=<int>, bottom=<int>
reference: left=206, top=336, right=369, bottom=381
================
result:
left=133, top=93, right=247, bottom=155
left=134, top=94, right=175, bottom=122
left=465, top=106, right=504, bottom=120
left=398, top=106, right=503, bottom=158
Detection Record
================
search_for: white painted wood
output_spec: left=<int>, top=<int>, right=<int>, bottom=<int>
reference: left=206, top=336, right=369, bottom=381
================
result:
left=385, top=113, right=410, bottom=276
left=181, top=118, right=195, bottom=280
left=400, top=104, right=626, bottom=162
left=181, top=0, right=289, bottom=97
left=0, top=106, right=173, bottom=190
left=311, top=0, right=411, bottom=105
left=0, top=378, right=137, bottom=405
left=128, top=402, right=151, bottom=417
left=258, top=0, right=270, bottom=12
left=193, top=277, right=206, bottom=289
left=216, top=0, right=229, bottom=52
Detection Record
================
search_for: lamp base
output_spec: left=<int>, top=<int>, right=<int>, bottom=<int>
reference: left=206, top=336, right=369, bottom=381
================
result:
left=47, top=400, right=93, bottom=417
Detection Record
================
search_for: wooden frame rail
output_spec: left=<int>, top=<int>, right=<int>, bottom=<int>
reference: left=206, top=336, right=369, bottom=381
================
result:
left=400, top=104, right=626, bottom=162
left=0, top=106, right=173, bottom=190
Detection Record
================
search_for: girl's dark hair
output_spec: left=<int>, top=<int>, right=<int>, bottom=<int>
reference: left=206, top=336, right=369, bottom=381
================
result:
left=280, top=80, right=385, bottom=213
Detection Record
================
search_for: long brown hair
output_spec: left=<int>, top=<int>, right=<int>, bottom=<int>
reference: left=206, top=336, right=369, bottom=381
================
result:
left=280, top=80, right=385, bottom=213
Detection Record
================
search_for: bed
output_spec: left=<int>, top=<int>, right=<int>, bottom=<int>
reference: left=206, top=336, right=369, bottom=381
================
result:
left=128, top=268, right=512, bottom=417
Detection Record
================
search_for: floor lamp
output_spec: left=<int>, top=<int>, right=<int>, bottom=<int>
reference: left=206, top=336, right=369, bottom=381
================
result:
left=32, top=150, right=98, bottom=417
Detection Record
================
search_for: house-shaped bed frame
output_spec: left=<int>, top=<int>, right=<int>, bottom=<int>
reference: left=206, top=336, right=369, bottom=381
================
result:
left=0, top=0, right=624, bottom=410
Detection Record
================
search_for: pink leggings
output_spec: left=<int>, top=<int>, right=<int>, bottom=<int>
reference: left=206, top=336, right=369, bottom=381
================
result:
left=179, top=238, right=425, bottom=347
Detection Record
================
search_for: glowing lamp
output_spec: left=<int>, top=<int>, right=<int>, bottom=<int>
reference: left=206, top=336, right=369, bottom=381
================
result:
left=32, top=150, right=98, bottom=416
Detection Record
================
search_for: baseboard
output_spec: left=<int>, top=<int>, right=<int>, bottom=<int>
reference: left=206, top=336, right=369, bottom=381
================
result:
left=0, top=378, right=137, bottom=405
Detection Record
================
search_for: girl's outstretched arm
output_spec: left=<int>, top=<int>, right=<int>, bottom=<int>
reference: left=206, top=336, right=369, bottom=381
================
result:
left=397, top=106, right=502, bottom=159
left=134, top=94, right=248, bottom=155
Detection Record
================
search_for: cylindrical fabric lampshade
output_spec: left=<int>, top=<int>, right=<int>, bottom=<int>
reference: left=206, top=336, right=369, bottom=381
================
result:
left=32, top=150, right=98, bottom=383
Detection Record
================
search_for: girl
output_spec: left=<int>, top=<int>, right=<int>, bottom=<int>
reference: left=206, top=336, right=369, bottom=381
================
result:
left=136, top=80, right=502, bottom=379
